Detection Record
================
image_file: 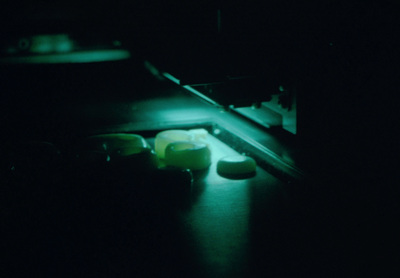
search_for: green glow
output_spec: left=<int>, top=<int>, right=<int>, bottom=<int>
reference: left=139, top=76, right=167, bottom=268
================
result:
left=85, top=133, right=151, bottom=155
left=162, top=72, right=180, bottom=84
left=186, top=135, right=251, bottom=275
left=0, top=49, right=131, bottom=64
left=113, top=40, right=122, bottom=47
left=29, top=34, right=73, bottom=54
left=162, top=72, right=220, bottom=106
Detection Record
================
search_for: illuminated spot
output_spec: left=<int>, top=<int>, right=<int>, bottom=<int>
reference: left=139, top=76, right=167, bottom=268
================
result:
left=30, top=36, right=52, bottom=53
left=162, top=72, right=220, bottom=106
left=213, top=128, right=221, bottom=135
left=106, top=155, right=111, bottom=162
left=144, top=60, right=162, bottom=79
left=163, top=72, right=180, bottom=84
left=54, top=40, right=73, bottom=53
left=251, top=102, right=261, bottom=109
left=29, top=34, right=73, bottom=54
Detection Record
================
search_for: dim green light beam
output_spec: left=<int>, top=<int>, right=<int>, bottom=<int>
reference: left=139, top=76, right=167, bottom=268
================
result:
left=162, top=72, right=220, bottom=107
left=0, top=49, right=131, bottom=64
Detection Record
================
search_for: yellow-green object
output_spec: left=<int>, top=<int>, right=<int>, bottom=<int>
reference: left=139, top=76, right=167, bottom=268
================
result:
left=165, top=141, right=211, bottom=171
left=80, top=133, right=159, bottom=169
left=84, top=133, right=151, bottom=155
left=155, top=130, right=194, bottom=159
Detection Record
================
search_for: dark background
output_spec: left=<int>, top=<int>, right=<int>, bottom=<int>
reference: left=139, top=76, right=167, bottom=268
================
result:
left=1, top=1, right=399, bottom=276
left=1, top=0, right=398, bottom=172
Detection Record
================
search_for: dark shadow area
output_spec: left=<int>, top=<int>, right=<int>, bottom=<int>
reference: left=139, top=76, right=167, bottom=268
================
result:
left=1, top=1, right=399, bottom=277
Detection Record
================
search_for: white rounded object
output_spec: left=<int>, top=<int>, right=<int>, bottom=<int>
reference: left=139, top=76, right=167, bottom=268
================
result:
left=165, top=141, right=211, bottom=170
left=217, top=155, right=257, bottom=176
left=155, top=130, right=194, bottom=159
left=189, top=128, right=209, bottom=140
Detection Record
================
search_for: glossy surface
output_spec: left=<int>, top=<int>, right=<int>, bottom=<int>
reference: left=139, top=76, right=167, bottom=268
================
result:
left=164, top=141, right=211, bottom=170
left=1, top=56, right=398, bottom=277
left=217, top=155, right=256, bottom=176
left=155, top=129, right=194, bottom=159
left=83, top=133, right=151, bottom=155
left=1, top=131, right=291, bottom=278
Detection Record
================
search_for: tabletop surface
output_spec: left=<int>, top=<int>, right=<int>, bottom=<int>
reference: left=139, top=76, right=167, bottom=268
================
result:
left=1, top=60, right=398, bottom=277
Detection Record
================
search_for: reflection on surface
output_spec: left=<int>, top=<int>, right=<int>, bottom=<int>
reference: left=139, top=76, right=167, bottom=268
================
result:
left=0, top=49, right=131, bottom=64
left=180, top=135, right=286, bottom=277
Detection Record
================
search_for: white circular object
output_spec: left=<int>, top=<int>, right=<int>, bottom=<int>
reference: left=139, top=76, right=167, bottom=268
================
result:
left=155, top=130, right=194, bottom=159
left=165, top=141, right=211, bottom=170
left=217, top=155, right=257, bottom=176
